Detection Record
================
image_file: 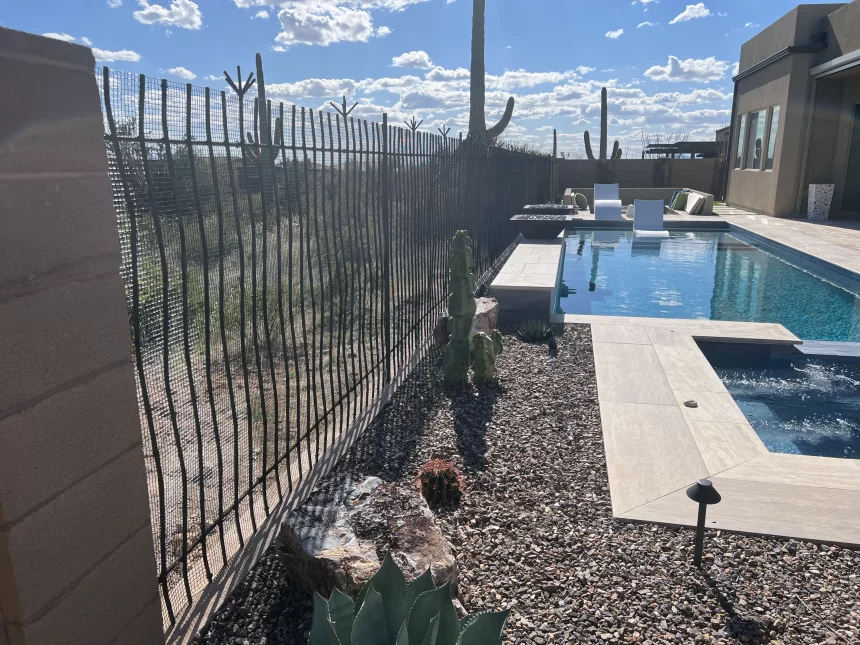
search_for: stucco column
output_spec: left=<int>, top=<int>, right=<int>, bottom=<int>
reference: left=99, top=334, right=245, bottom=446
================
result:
left=0, top=28, right=165, bottom=645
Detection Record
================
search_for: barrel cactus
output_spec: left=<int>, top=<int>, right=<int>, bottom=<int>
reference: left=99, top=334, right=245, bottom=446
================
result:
left=309, top=554, right=509, bottom=645
left=443, top=231, right=476, bottom=387
left=418, top=459, right=463, bottom=507
left=584, top=87, right=622, bottom=183
left=471, top=330, right=503, bottom=382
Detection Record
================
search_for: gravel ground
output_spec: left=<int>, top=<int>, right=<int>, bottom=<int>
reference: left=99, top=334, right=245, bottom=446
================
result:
left=193, top=325, right=860, bottom=645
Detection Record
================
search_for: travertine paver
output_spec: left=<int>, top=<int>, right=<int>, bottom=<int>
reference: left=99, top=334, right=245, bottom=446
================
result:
left=492, top=240, right=563, bottom=290
left=555, top=314, right=860, bottom=546
left=721, top=210, right=860, bottom=279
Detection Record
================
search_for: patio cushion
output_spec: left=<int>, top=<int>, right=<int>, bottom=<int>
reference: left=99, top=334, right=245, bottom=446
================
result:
left=574, top=193, right=589, bottom=210
left=684, top=193, right=704, bottom=215
left=671, top=191, right=688, bottom=210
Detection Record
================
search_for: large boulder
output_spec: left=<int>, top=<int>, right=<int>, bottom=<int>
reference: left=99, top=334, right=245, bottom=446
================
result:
left=470, top=297, right=499, bottom=338
left=435, top=298, right=499, bottom=349
left=275, top=477, right=457, bottom=598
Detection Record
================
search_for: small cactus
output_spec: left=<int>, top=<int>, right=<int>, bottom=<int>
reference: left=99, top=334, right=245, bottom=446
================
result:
left=471, top=330, right=503, bottom=381
left=584, top=87, right=623, bottom=183
left=443, top=231, right=476, bottom=387
left=418, top=459, right=463, bottom=507
left=516, top=320, right=553, bottom=343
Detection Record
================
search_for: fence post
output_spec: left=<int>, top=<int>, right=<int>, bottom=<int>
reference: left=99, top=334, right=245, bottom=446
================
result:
left=381, top=113, right=392, bottom=383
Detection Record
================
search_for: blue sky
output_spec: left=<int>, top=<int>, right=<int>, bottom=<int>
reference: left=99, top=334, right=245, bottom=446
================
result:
left=2, top=0, right=829, bottom=156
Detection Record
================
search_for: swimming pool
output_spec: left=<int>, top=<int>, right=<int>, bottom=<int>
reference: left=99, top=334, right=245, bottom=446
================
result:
left=711, top=356, right=860, bottom=459
left=556, top=229, right=860, bottom=342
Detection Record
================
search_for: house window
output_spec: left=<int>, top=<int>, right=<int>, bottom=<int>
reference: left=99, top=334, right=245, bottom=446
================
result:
left=745, top=109, right=767, bottom=169
left=734, top=114, right=746, bottom=169
left=765, top=106, right=780, bottom=170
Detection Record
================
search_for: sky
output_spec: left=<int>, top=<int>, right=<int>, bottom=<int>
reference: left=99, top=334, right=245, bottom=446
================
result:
left=1, top=0, right=833, bottom=157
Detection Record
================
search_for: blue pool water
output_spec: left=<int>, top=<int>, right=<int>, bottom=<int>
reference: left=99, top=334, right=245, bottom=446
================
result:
left=557, top=229, right=860, bottom=342
left=712, top=358, right=860, bottom=459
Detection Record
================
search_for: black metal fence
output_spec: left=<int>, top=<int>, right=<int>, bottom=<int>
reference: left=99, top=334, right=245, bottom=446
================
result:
left=98, top=67, right=551, bottom=627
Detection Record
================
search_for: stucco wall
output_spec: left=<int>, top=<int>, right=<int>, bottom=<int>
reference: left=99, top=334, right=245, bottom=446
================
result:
left=727, top=56, right=793, bottom=213
left=739, top=4, right=843, bottom=72
left=558, top=158, right=716, bottom=195
left=0, top=27, right=164, bottom=645
left=821, top=0, right=860, bottom=60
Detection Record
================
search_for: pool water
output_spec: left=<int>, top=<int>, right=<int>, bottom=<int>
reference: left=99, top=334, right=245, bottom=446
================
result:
left=712, top=358, right=860, bottom=459
left=557, top=230, right=860, bottom=341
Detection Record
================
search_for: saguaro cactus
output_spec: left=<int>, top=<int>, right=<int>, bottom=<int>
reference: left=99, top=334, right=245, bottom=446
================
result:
left=472, top=330, right=503, bottom=382
left=550, top=128, right=559, bottom=202
left=444, top=231, right=477, bottom=387
left=584, top=87, right=623, bottom=183
left=468, top=0, right=515, bottom=143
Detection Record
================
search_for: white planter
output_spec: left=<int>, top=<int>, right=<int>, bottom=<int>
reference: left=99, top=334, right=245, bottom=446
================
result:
left=808, top=184, right=834, bottom=221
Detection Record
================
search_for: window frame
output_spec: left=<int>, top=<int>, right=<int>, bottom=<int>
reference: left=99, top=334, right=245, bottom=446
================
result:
left=764, top=105, right=780, bottom=172
left=744, top=108, right=767, bottom=170
left=734, top=113, right=747, bottom=169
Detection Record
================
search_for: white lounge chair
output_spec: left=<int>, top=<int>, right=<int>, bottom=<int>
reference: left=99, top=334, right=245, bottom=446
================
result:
left=594, top=183, right=622, bottom=220
left=632, top=199, right=669, bottom=238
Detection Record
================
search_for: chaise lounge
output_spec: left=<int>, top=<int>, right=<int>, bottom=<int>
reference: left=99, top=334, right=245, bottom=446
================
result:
left=594, top=183, right=623, bottom=220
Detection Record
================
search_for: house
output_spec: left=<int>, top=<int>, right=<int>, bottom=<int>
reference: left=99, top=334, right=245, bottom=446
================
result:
left=726, top=1, right=860, bottom=218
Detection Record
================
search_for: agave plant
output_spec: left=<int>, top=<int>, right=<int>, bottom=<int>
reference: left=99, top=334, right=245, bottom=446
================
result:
left=310, top=555, right=509, bottom=645
left=516, top=320, right=553, bottom=343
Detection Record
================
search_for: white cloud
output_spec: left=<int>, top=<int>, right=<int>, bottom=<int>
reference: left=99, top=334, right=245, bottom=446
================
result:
left=392, top=50, right=433, bottom=69
left=733, top=61, right=740, bottom=76
left=93, top=48, right=143, bottom=62
left=253, top=9, right=269, bottom=18
left=576, top=66, right=595, bottom=75
left=644, top=55, right=728, bottom=83
left=42, top=33, right=141, bottom=62
left=637, top=21, right=658, bottom=28
left=134, top=0, right=203, bottom=29
left=268, top=77, right=361, bottom=98
left=488, top=69, right=578, bottom=89
left=204, top=74, right=223, bottom=81
left=107, top=0, right=122, bottom=6
left=376, top=25, right=392, bottom=36
left=275, top=4, right=379, bottom=48
left=605, top=28, right=624, bottom=39
left=669, top=3, right=710, bottom=24
left=166, top=66, right=196, bottom=80
left=42, top=32, right=76, bottom=42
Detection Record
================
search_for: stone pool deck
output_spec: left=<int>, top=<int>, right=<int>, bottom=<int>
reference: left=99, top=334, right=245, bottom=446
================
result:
left=547, top=314, right=860, bottom=547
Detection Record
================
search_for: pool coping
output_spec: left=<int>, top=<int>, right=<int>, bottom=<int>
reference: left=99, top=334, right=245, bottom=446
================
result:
left=547, top=313, right=860, bottom=548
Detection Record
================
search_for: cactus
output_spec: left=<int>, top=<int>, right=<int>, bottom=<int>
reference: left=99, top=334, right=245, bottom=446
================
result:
left=471, top=330, right=503, bottom=382
left=417, top=459, right=463, bottom=507
left=467, top=0, right=515, bottom=143
left=584, top=87, right=623, bottom=183
left=309, top=554, right=509, bottom=645
left=443, top=231, right=476, bottom=387
left=404, top=115, right=423, bottom=133
left=516, top=320, right=553, bottom=343
left=550, top=128, right=559, bottom=202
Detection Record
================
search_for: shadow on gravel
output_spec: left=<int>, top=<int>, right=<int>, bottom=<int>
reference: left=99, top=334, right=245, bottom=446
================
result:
left=341, top=346, right=446, bottom=480
left=448, top=378, right=503, bottom=470
left=700, top=571, right=772, bottom=642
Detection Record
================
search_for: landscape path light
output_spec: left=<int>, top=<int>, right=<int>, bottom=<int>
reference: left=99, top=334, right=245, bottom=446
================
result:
left=686, top=478, right=721, bottom=568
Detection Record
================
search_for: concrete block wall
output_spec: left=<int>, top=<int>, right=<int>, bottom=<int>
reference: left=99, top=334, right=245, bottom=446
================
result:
left=558, top=158, right=717, bottom=195
left=0, top=28, right=164, bottom=645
